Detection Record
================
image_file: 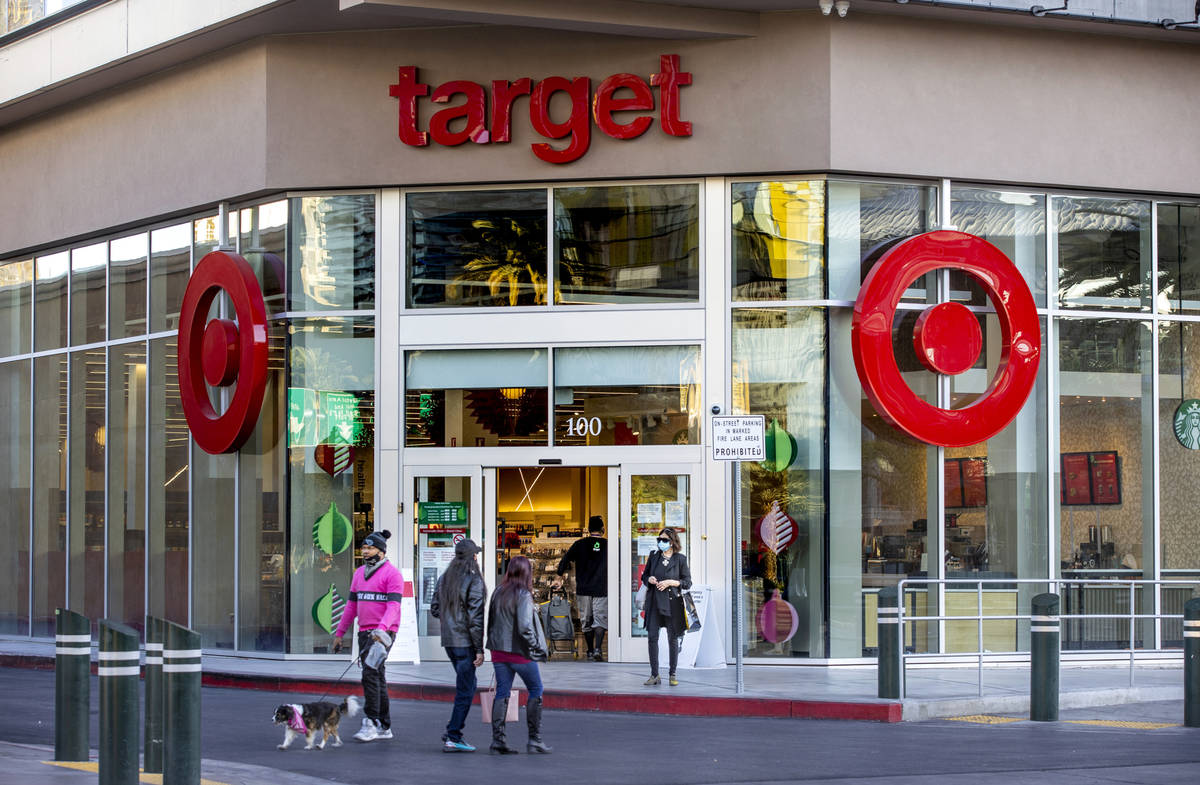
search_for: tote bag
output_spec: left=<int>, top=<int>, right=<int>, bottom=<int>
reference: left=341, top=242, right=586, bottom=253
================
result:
left=479, top=674, right=521, bottom=722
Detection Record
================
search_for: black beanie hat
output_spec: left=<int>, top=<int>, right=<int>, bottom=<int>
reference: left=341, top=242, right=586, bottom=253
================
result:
left=363, top=530, right=391, bottom=552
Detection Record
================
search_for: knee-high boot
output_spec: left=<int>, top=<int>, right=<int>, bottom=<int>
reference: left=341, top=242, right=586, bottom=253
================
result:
left=525, top=696, right=553, bottom=754
left=489, top=698, right=519, bottom=755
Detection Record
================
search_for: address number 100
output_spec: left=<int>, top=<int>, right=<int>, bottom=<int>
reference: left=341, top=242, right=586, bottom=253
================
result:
left=563, top=416, right=602, bottom=437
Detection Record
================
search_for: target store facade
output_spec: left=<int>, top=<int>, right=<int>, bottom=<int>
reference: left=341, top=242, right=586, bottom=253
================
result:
left=2, top=1, right=1200, bottom=664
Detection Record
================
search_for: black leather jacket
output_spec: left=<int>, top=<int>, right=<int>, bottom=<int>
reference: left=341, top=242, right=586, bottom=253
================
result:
left=430, top=571, right=486, bottom=652
left=486, top=589, right=548, bottom=662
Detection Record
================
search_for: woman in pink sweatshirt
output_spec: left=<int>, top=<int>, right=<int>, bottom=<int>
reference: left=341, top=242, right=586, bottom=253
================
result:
left=333, top=530, right=404, bottom=742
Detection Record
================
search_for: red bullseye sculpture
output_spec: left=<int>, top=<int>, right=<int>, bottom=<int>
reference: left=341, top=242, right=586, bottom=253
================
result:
left=178, top=251, right=270, bottom=454
left=851, top=231, right=1040, bottom=448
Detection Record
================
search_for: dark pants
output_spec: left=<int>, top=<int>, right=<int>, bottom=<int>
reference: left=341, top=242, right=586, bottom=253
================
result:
left=444, top=646, right=477, bottom=741
left=646, top=613, right=679, bottom=677
left=357, top=630, right=392, bottom=730
left=494, top=660, right=543, bottom=701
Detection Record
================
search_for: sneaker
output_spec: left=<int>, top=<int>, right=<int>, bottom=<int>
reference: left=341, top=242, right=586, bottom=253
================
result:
left=443, top=738, right=476, bottom=753
left=353, top=718, right=380, bottom=742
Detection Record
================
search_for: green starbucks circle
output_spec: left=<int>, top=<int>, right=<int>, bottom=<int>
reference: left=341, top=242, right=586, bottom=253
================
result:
left=1173, top=399, right=1200, bottom=450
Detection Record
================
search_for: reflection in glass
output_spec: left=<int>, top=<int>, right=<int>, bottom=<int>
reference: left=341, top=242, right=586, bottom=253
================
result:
left=108, top=343, right=146, bottom=631
left=731, top=308, right=824, bottom=658
left=240, top=201, right=287, bottom=316
left=407, top=190, right=547, bottom=308
left=731, top=181, right=824, bottom=301
left=70, top=242, right=107, bottom=345
left=1056, top=196, right=1151, bottom=311
left=1157, top=204, right=1200, bottom=315
left=405, top=348, right=548, bottom=447
left=67, top=349, right=105, bottom=625
left=951, top=188, right=1046, bottom=307
left=0, top=360, right=31, bottom=634
left=827, top=181, right=937, bottom=302
left=0, top=260, right=32, bottom=356
left=150, top=223, right=191, bottom=333
left=630, top=474, right=689, bottom=639
left=290, top=195, right=376, bottom=312
left=555, top=184, right=699, bottom=304
left=35, top=251, right=69, bottom=351
left=32, top=354, right=66, bottom=636
left=1158, top=322, right=1200, bottom=569
left=414, top=475, right=473, bottom=641
left=109, top=233, right=148, bottom=340
left=553, top=345, right=700, bottom=446
left=192, top=447, right=236, bottom=649
left=148, top=336, right=189, bottom=625
left=288, top=319, right=375, bottom=653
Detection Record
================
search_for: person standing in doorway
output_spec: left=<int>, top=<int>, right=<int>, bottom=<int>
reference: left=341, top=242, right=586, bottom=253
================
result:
left=553, top=515, right=608, bottom=661
left=641, top=527, right=691, bottom=687
left=430, top=538, right=487, bottom=753
left=332, top=530, right=404, bottom=742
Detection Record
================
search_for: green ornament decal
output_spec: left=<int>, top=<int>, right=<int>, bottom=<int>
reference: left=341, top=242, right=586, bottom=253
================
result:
left=1174, top=399, right=1200, bottom=450
left=313, top=500, right=353, bottom=555
left=312, top=583, right=345, bottom=635
left=759, top=418, right=798, bottom=473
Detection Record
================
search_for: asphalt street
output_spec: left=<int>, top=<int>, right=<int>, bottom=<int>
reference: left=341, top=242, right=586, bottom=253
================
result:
left=0, top=667, right=1196, bottom=785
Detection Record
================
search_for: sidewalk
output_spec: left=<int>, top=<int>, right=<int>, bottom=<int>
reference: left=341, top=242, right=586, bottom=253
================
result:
left=0, top=637, right=1184, bottom=723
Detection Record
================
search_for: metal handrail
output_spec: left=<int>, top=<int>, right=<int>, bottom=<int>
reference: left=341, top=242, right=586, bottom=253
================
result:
left=889, top=577, right=1199, bottom=698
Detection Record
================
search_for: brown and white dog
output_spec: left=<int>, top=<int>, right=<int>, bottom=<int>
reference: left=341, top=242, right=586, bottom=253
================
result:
left=273, top=696, right=361, bottom=750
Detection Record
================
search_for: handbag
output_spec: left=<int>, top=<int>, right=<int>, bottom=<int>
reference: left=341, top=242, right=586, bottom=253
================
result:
left=478, top=671, right=521, bottom=723
left=681, top=589, right=702, bottom=632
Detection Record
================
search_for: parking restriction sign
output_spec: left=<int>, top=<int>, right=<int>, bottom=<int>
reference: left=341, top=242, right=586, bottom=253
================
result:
left=711, top=415, right=766, bottom=461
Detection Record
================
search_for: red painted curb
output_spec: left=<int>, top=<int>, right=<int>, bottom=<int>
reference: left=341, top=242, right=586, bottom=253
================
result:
left=2, top=654, right=901, bottom=722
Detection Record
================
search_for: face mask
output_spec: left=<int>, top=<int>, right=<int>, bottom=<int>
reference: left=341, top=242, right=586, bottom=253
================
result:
left=657, top=540, right=670, bottom=552
left=363, top=553, right=381, bottom=566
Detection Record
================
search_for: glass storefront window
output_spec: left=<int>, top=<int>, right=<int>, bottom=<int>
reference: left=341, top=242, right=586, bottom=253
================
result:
left=287, top=319, right=375, bottom=654
left=630, top=473, right=690, bottom=639
left=108, top=342, right=146, bottom=631
left=0, top=259, right=32, bottom=356
left=731, top=181, right=824, bottom=301
left=109, top=233, right=148, bottom=340
left=239, top=201, right=287, bottom=316
left=554, top=183, right=699, bottom=305
left=32, top=353, right=66, bottom=636
left=1158, top=321, right=1200, bottom=570
left=553, top=345, right=700, bottom=446
left=150, top=223, right=191, bottom=334
left=1055, top=196, right=1151, bottom=311
left=405, top=348, right=548, bottom=447
left=147, top=336, right=188, bottom=625
left=192, top=448, right=235, bottom=649
left=290, top=195, right=376, bottom=312
left=407, top=189, right=547, bottom=308
left=951, top=188, right=1046, bottom=308
left=732, top=308, right=825, bottom=658
left=1157, top=203, right=1200, bottom=315
left=828, top=181, right=937, bottom=302
left=0, top=359, right=31, bottom=635
left=35, top=251, right=69, bottom=352
left=70, top=242, right=107, bottom=345
left=67, top=348, right=105, bottom=626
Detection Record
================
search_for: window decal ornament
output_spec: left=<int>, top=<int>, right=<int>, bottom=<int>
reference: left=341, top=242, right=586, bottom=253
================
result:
left=177, top=250, right=270, bottom=454
left=851, top=231, right=1040, bottom=448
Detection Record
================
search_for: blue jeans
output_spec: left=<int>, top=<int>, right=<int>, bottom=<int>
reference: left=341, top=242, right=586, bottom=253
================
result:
left=493, top=660, right=543, bottom=702
left=444, top=647, right=477, bottom=741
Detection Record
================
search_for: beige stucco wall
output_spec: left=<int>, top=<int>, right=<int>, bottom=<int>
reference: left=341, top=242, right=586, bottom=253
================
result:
left=3, top=11, right=1200, bottom=256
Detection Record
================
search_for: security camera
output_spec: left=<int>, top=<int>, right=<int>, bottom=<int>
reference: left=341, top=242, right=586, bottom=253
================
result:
left=711, top=404, right=721, bottom=415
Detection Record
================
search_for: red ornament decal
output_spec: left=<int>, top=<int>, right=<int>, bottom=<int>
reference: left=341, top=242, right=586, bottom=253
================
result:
left=177, top=250, right=270, bottom=455
left=851, top=231, right=1040, bottom=448
left=314, top=441, right=355, bottom=478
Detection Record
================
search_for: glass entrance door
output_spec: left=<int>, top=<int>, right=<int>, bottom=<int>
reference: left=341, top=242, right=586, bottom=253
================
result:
left=403, top=465, right=483, bottom=661
left=615, top=463, right=700, bottom=663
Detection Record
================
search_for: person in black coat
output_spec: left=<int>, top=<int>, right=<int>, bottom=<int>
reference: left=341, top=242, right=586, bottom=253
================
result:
left=640, top=527, right=692, bottom=686
left=430, top=538, right=487, bottom=752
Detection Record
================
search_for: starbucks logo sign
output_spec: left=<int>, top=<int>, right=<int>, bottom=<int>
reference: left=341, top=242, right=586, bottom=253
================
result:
left=1174, top=399, right=1200, bottom=450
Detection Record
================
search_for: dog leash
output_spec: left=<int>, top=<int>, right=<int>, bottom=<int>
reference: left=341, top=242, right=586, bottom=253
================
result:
left=312, top=651, right=361, bottom=706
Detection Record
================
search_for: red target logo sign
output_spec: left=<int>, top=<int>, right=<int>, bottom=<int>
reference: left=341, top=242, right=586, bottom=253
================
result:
left=178, top=251, right=270, bottom=455
left=851, top=231, right=1040, bottom=448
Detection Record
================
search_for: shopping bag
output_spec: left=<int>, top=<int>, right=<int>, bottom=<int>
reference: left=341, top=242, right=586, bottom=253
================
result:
left=681, top=590, right=702, bottom=632
left=479, top=682, right=521, bottom=722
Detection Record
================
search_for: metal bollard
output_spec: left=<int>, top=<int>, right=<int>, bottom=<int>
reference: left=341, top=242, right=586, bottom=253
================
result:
left=163, top=621, right=202, bottom=785
left=99, top=620, right=141, bottom=785
left=877, top=586, right=901, bottom=699
left=144, top=616, right=164, bottom=773
left=1030, top=593, right=1060, bottom=722
left=54, top=608, right=91, bottom=762
left=1185, top=597, right=1200, bottom=728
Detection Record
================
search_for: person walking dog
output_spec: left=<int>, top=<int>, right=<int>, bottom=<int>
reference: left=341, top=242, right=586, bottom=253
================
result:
left=486, top=555, right=552, bottom=755
left=333, top=530, right=403, bottom=742
left=430, top=538, right=487, bottom=752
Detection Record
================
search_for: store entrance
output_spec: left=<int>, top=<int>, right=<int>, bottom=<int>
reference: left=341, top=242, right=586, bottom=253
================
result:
left=494, top=466, right=615, bottom=662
